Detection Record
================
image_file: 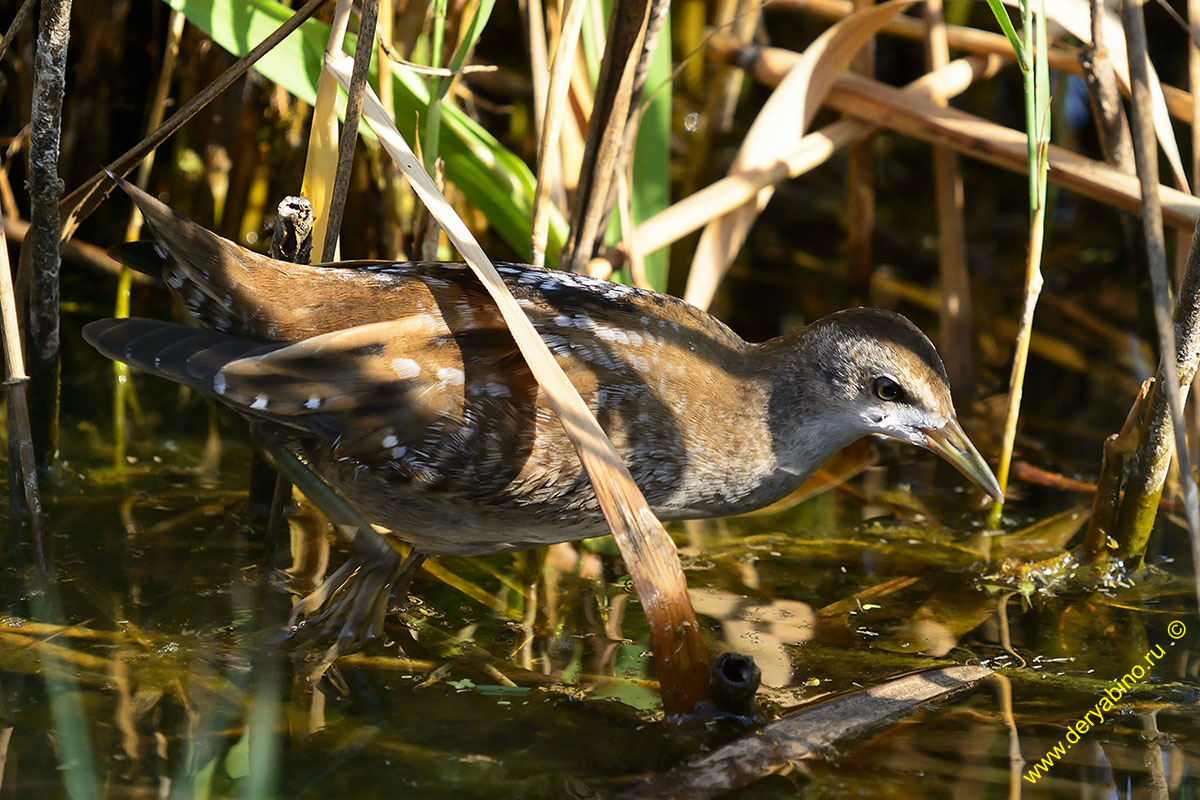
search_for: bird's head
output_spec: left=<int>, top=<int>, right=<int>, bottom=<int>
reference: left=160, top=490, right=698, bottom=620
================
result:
left=798, top=308, right=1003, bottom=501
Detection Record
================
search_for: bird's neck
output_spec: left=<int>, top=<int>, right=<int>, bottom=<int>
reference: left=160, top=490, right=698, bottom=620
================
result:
left=752, top=329, right=867, bottom=487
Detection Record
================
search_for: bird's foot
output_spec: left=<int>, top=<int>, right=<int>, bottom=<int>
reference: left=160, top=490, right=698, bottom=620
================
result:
left=286, top=547, right=426, bottom=676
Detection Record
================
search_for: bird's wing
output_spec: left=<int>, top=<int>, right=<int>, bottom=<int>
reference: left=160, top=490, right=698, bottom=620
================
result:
left=84, top=317, right=538, bottom=469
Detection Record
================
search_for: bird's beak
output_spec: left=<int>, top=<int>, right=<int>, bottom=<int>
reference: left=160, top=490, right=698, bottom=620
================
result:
left=920, top=418, right=1004, bottom=502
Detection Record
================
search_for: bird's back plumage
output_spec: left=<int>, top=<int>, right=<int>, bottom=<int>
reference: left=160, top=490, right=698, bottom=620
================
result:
left=90, top=176, right=800, bottom=554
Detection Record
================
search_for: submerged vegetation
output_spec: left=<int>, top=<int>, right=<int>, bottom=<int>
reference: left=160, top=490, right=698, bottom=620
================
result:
left=1, top=0, right=1199, bottom=796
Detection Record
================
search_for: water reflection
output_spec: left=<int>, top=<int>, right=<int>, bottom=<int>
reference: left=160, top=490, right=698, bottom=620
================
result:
left=2, top=443, right=1198, bottom=797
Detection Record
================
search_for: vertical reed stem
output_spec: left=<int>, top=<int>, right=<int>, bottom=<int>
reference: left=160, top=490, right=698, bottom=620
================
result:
left=923, top=0, right=974, bottom=404
left=992, top=191, right=1045, bottom=517
left=0, top=0, right=36, bottom=64
left=302, top=0, right=353, bottom=262
left=0, top=223, right=44, bottom=570
left=1189, top=0, right=1200, bottom=464
left=423, top=0, right=448, bottom=176
left=531, top=0, right=587, bottom=268
left=26, top=0, right=73, bottom=464
left=988, top=0, right=1049, bottom=524
left=322, top=0, right=379, bottom=259
left=560, top=0, right=654, bottom=272
left=845, top=0, right=876, bottom=302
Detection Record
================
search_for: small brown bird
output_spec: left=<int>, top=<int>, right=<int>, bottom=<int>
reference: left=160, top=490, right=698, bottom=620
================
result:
left=85, top=177, right=1001, bottom=560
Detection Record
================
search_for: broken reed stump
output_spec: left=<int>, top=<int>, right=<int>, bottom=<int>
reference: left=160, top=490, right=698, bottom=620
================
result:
left=1093, top=0, right=1200, bottom=567
left=1082, top=380, right=1150, bottom=560
left=1086, top=216, right=1200, bottom=563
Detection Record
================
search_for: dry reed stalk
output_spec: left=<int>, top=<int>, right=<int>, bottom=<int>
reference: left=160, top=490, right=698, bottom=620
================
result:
left=1025, top=0, right=1188, bottom=193
left=844, top=0, right=876, bottom=300
left=0, top=222, right=44, bottom=570
left=1080, top=0, right=1132, bottom=173
left=377, top=0, right=393, bottom=116
left=775, top=0, right=1081, bottom=68
left=522, top=0, right=567, bottom=214
left=25, top=0, right=73, bottom=463
left=568, top=36, right=596, bottom=134
left=530, top=0, right=587, bottom=268
left=775, top=0, right=1196, bottom=123
left=685, top=0, right=920, bottom=312
left=712, top=0, right=761, bottom=134
left=629, top=665, right=993, bottom=799
left=657, top=36, right=1200, bottom=275
left=322, top=0, right=379, bottom=259
left=326, top=54, right=711, bottom=715
left=1012, top=461, right=1099, bottom=496
left=1110, top=0, right=1200, bottom=564
left=0, top=0, right=35, bottom=63
left=0, top=159, right=19, bottom=220
left=677, top=0, right=760, bottom=202
left=524, top=0, right=550, bottom=137
left=60, top=0, right=327, bottom=240
left=630, top=52, right=1000, bottom=264
left=619, top=0, right=669, bottom=146
left=1193, top=0, right=1200, bottom=199
left=560, top=0, right=654, bottom=273
left=923, top=0, right=973, bottom=403
left=301, top=0, right=353, bottom=262
left=2, top=217, right=148, bottom=284
left=824, top=72, right=1200, bottom=230
left=557, top=46, right=592, bottom=188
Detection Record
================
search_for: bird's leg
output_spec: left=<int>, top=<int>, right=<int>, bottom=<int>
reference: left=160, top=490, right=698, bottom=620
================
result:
left=393, top=549, right=427, bottom=607
left=263, top=472, right=293, bottom=562
left=252, top=426, right=406, bottom=654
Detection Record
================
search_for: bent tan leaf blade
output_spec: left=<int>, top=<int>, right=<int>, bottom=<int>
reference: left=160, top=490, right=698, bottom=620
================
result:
left=684, top=0, right=919, bottom=311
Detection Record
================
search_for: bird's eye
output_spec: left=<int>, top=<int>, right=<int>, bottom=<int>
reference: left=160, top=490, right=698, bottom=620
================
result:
left=873, top=375, right=904, bottom=402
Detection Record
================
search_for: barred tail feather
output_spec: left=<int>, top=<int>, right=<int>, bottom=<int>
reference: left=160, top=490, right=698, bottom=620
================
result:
left=104, top=171, right=284, bottom=333
left=106, top=241, right=170, bottom=278
left=82, top=318, right=281, bottom=398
